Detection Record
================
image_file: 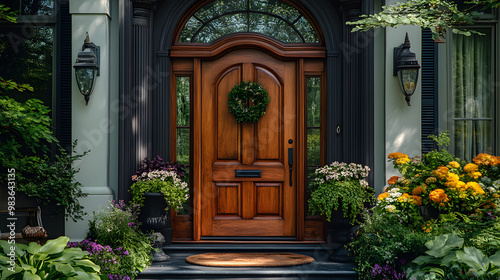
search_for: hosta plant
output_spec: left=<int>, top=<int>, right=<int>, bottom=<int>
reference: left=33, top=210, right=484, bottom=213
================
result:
left=0, top=236, right=100, bottom=280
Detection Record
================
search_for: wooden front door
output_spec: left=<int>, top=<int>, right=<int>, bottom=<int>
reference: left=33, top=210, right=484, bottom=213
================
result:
left=201, top=49, right=297, bottom=237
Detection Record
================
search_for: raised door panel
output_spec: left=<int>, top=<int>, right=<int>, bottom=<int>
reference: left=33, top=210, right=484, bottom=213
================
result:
left=217, top=67, right=241, bottom=161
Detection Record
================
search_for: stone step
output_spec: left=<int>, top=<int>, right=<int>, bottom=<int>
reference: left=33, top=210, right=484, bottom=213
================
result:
left=136, top=243, right=357, bottom=280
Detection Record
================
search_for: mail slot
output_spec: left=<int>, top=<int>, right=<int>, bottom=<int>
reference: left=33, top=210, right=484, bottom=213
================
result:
left=235, top=169, right=262, bottom=178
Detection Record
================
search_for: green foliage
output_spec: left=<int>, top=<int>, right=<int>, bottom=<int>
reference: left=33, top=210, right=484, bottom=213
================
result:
left=347, top=0, right=499, bottom=40
left=87, top=202, right=153, bottom=279
left=348, top=211, right=431, bottom=279
left=307, top=162, right=373, bottom=224
left=227, top=81, right=270, bottom=123
left=406, top=232, right=500, bottom=279
left=0, top=236, right=100, bottom=280
left=0, top=4, right=17, bottom=23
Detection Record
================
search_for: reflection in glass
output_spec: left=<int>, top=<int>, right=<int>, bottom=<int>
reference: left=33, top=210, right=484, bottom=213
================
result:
left=75, top=68, right=96, bottom=95
left=176, top=77, right=191, bottom=215
left=0, top=27, right=53, bottom=109
left=179, top=0, right=318, bottom=43
left=176, top=77, right=190, bottom=126
left=22, top=0, right=54, bottom=15
left=454, top=120, right=493, bottom=161
left=306, top=77, right=321, bottom=215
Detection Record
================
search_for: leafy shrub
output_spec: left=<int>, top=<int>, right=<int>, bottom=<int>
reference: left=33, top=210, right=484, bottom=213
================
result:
left=406, top=232, right=500, bottom=280
left=348, top=211, right=430, bottom=279
left=0, top=236, right=100, bottom=279
left=135, top=156, right=186, bottom=179
left=86, top=201, right=153, bottom=279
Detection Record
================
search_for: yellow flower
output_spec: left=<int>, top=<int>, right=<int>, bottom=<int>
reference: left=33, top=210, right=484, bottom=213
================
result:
left=396, top=157, right=411, bottom=164
left=466, top=182, right=485, bottom=195
left=397, top=193, right=411, bottom=203
left=471, top=172, right=482, bottom=179
left=463, top=163, right=479, bottom=173
left=448, top=161, right=460, bottom=168
left=385, top=205, right=396, bottom=212
left=378, top=192, right=390, bottom=200
left=426, top=177, right=437, bottom=184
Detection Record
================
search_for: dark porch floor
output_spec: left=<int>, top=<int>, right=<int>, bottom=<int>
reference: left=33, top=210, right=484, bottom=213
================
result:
left=136, top=243, right=357, bottom=280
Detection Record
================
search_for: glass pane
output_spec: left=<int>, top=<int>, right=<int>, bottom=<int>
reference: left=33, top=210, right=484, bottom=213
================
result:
left=176, top=128, right=190, bottom=165
left=194, top=0, right=246, bottom=22
left=250, top=0, right=301, bottom=22
left=0, top=27, right=53, bottom=109
left=452, top=30, right=493, bottom=119
left=454, top=120, right=493, bottom=161
left=22, top=0, right=54, bottom=15
left=307, top=128, right=320, bottom=166
left=295, top=16, right=319, bottom=43
left=249, top=13, right=301, bottom=43
left=306, top=166, right=318, bottom=214
left=176, top=77, right=190, bottom=126
left=307, top=77, right=321, bottom=127
left=179, top=17, right=203, bottom=43
left=179, top=0, right=318, bottom=44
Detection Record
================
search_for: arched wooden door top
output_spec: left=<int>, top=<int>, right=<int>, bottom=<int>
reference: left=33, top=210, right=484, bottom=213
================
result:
left=170, top=34, right=326, bottom=59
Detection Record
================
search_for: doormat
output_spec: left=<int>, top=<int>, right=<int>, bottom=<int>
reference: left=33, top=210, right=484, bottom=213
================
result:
left=185, top=252, right=315, bottom=267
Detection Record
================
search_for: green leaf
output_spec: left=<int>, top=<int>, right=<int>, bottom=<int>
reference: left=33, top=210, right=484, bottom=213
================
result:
left=67, top=270, right=100, bottom=280
left=27, top=243, right=42, bottom=255
left=489, top=250, right=500, bottom=266
left=425, top=232, right=463, bottom=258
left=37, top=237, right=69, bottom=256
left=455, top=247, right=488, bottom=272
left=71, top=259, right=100, bottom=272
left=52, top=263, right=76, bottom=275
left=22, top=271, right=41, bottom=280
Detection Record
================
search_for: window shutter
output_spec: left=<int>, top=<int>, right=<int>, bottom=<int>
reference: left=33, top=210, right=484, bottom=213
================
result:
left=56, top=0, right=72, bottom=150
left=421, top=28, right=438, bottom=153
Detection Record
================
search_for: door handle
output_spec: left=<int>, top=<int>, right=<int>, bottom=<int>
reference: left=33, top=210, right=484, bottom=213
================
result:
left=288, top=147, right=293, bottom=186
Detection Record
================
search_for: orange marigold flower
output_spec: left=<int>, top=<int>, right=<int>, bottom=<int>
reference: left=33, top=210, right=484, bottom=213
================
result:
left=431, top=167, right=448, bottom=180
left=388, top=176, right=399, bottom=185
left=448, top=161, right=461, bottom=168
left=473, top=153, right=500, bottom=166
left=412, top=186, right=425, bottom=195
left=411, top=195, right=423, bottom=206
left=388, top=152, right=411, bottom=164
left=464, top=163, right=479, bottom=173
left=446, top=173, right=460, bottom=182
left=429, top=189, right=450, bottom=204
left=378, top=192, right=390, bottom=200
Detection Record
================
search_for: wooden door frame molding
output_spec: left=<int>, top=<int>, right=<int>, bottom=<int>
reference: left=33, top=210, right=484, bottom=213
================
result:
left=170, top=34, right=326, bottom=60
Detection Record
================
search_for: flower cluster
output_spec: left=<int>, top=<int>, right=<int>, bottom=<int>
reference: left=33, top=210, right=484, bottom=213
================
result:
left=68, top=239, right=130, bottom=280
left=134, top=156, right=186, bottom=179
left=314, top=161, right=370, bottom=186
left=371, top=263, right=406, bottom=280
left=378, top=150, right=500, bottom=228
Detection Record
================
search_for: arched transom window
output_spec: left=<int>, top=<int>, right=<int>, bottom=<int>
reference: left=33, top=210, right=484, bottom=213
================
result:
left=179, top=0, right=319, bottom=44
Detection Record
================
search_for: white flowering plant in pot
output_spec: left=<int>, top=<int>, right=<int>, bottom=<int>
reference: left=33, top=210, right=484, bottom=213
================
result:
left=130, top=170, right=189, bottom=211
left=308, top=162, right=374, bottom=224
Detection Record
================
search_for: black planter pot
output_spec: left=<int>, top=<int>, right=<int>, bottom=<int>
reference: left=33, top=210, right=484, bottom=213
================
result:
left=138, top=193, right=172, bottom=262
left=325, top=207, right=357, bottom=263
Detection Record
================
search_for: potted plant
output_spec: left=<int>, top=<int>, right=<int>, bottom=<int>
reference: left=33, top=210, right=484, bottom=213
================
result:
left=308, top=162, right=374, bottom=262
left=129, top=156, right=189, bottom=261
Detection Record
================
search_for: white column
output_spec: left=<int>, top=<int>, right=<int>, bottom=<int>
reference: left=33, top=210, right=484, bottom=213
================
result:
left=66, top=0, right=115, bottom=241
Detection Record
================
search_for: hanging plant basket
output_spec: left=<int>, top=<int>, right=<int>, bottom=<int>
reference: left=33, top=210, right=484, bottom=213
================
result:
left=227, top=81, right=270, bottom=123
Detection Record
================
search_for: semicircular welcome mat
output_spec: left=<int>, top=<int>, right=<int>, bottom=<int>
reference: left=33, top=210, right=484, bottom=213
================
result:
left=185, top=252, right=315, bottom=267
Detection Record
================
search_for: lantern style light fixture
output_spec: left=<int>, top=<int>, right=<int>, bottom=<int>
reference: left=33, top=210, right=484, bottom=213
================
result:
left=73, top=32, right=100, bottom=105
left=393, top=33, right=420, bottom=106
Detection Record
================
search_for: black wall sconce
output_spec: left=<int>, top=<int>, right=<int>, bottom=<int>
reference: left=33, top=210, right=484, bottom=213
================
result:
left=73, top=32, right=100, bottom=105
left=394, top=33, right=420, bottom=106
